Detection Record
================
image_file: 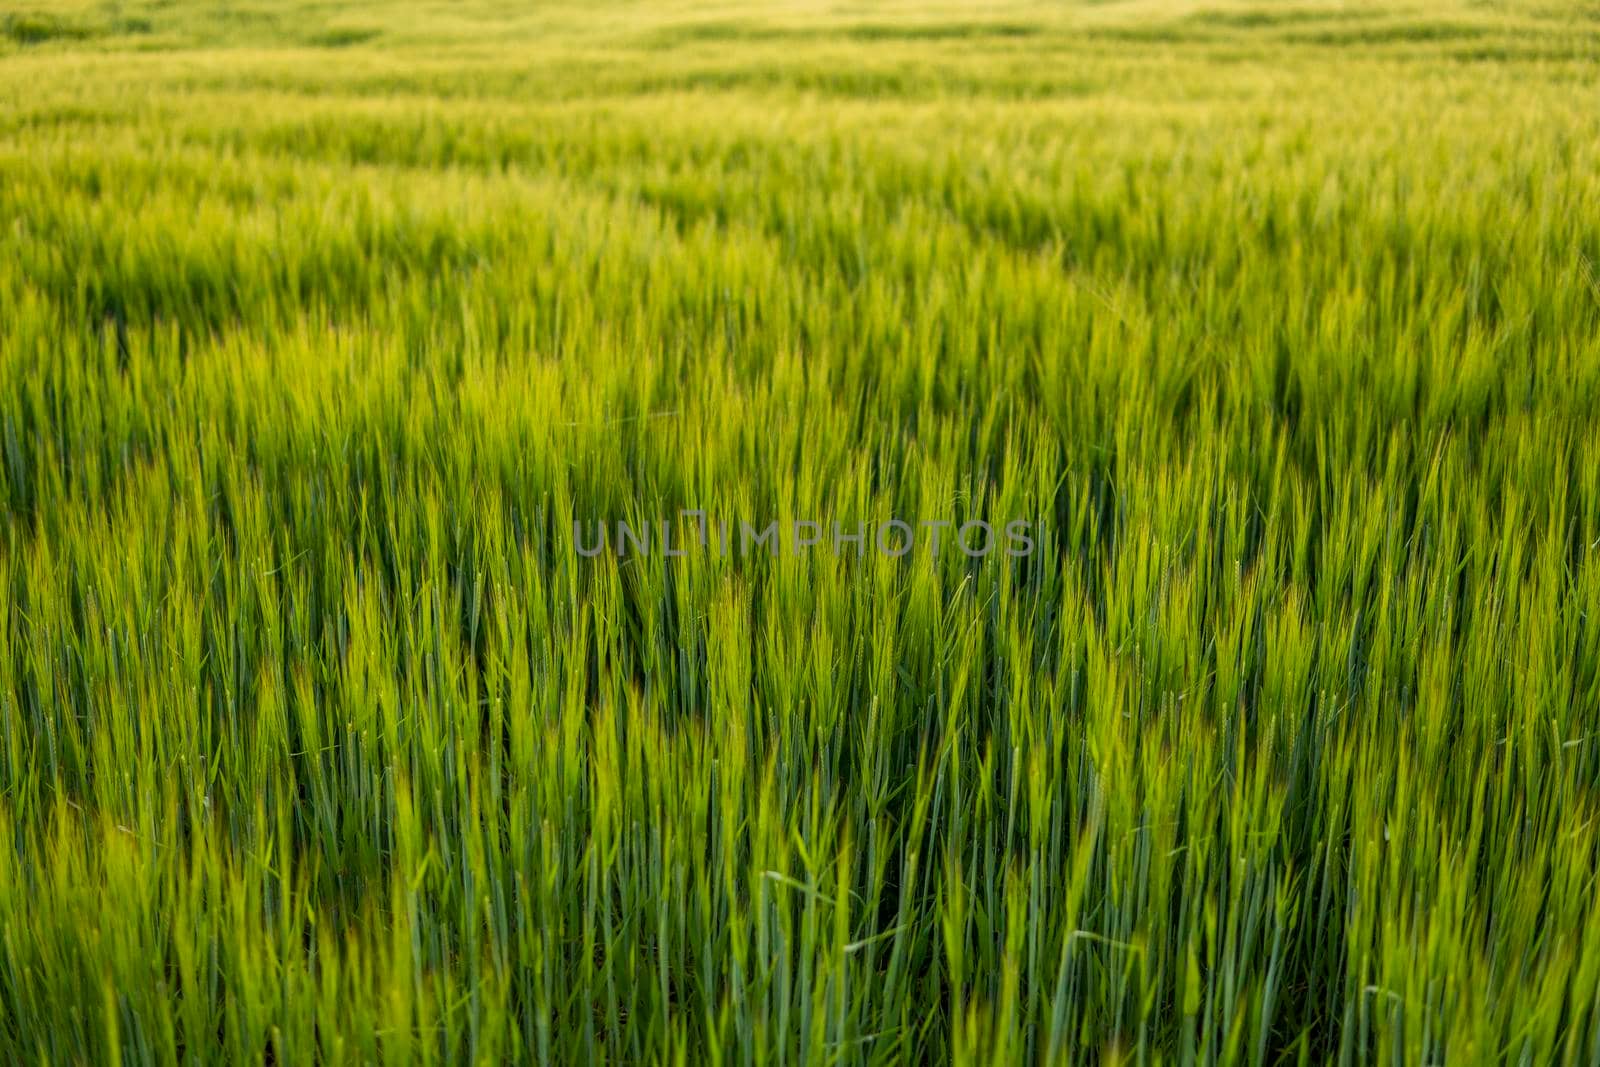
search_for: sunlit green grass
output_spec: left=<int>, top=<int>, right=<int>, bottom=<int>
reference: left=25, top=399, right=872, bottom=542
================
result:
left=2, top=0, right=1600, bottom=1063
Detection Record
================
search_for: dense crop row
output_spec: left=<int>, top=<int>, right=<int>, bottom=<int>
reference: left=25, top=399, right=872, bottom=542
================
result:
left=3, top=1, right=1600, bottom=1062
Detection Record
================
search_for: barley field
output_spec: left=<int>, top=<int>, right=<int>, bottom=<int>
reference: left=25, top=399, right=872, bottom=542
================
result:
left=2, top=0, right=1600, bottom=1063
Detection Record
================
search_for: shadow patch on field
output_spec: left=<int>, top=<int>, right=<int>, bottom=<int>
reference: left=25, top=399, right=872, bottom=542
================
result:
left=838, top=20, right=1041, bottom=41
left=2, top=11, right=95, bottom=43
left=646, top=20, right=801, bottom=46
left=230, top=114, right=539, bottom=170
left=1284, top=20, right=1491, bottom=45
left=647, top=18, right=1041, bottom=48
left=1447, top=40, right=1599, bottom=62
left=633, top=183, right=730, bottom=236
left=623, top=66, right=1096, bottom=101
left=1086, top=9, right=1518, bottom=51
left=1085, top=23, right=1212, bottom=44
left=0, top=103, right=138, bottom=136
left=1, top=7, right=159, bottom=43
left=1188, top=6, right=1371, bottom=30
left=16, top=204, right=492, bottom=344
left=305, top=25, right=382, bottom=48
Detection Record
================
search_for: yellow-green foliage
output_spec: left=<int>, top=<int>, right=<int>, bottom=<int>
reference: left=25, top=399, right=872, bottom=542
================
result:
left=2, top=0, right=1600, bottom=1063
